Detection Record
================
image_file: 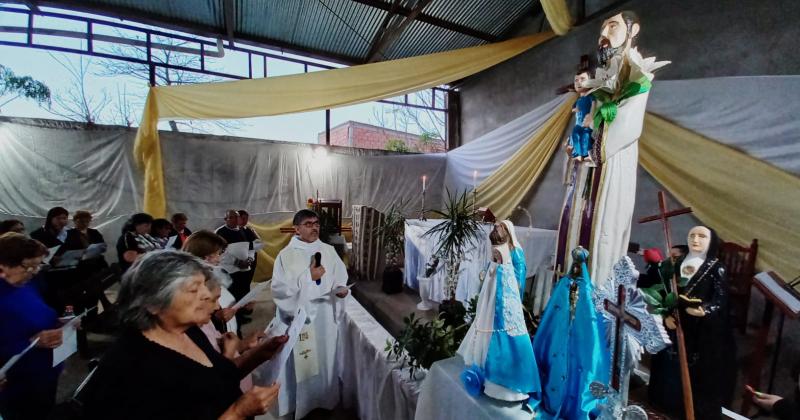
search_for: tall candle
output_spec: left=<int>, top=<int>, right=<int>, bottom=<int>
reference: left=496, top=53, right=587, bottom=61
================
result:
left=472, top=170, right=478, bottom=188
left=422, top=175, right=427, bottom=192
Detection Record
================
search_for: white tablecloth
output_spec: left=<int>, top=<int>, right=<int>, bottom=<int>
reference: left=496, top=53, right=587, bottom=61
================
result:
left=403, top=219, right=557, bottom=303
left=339, top=296, right=422, bottom=420
left=415, top=356, right=534, bottom=420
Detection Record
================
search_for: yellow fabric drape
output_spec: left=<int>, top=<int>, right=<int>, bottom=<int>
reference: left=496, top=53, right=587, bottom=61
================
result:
left=476, top=94, right=576, bottom=219
left=249, top=219, right=294, bottom=283
left=134, top=32, right=555, bottom=217
left=639, top=113, right=800, bottom=281
left=541, top=0, right=574, bottom=35
left=249, top=219, right=355, bottom=282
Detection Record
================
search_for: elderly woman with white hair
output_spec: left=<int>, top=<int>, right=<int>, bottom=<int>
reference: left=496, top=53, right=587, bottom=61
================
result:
left=81, top=250, right=287, bottom=420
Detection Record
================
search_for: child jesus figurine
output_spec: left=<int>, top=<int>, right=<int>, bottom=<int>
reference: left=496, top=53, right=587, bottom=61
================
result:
left=566, top=69, right=596, bottom=162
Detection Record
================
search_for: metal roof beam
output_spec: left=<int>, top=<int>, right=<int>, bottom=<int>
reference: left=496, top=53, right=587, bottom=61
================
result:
left=365, top=0, right=432, bottom=63
left=9, top=0, right=362, bottom=65
left=352, top=0, right=499, bottom=42
left=223, top=0, right=235, bottom=47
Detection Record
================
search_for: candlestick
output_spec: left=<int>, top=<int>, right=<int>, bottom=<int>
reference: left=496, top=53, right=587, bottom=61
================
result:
left=420, top=189, right=427, bottom=221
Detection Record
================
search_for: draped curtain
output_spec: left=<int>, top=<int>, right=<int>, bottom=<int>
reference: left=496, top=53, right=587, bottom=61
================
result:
left=134, top=32, right=555, bottom=217
left=540, top=0, right=574, bottom=35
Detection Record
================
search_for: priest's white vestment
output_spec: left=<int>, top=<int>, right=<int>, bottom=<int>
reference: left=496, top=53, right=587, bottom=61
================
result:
left=270, top=237, right=348, bottom=419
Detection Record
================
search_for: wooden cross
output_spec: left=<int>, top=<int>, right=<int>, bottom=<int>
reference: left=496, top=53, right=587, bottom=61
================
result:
left=638, top=190, right=696, bottom=420
left=604, top=284, right=642, bottom=391
left=637, top=191, right=692, bottom=250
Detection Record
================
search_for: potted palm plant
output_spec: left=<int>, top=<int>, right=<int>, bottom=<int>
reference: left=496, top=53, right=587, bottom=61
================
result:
left=375, top=201, right=407, bottom=294
left=424, top=189, right=482, bottom=326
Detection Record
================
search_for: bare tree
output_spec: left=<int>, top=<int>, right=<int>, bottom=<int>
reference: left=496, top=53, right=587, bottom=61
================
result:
left=110, top=84, right=136, bottom=127
left=95, top=32, right=244, bottom=134
left=369, top=90, right=447, bottom=152
left=46, top=54, right=110, bottom=124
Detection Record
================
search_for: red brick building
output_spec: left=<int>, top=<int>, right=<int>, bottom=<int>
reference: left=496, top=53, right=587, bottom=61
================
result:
left=317, top=121, right=445, bottom=153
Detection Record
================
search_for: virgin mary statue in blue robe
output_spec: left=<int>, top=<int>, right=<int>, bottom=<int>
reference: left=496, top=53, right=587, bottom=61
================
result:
left=532, top=247, right=610, bottom=419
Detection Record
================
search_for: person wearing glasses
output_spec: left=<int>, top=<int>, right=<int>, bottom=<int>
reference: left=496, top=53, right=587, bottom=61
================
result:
left=269, top=209, right=349, bottom=419
left=0, top=233, right=66, bottom=420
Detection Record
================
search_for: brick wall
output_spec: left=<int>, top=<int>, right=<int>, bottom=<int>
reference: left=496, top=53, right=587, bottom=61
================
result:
left=317, top=121, right=445, bottom=153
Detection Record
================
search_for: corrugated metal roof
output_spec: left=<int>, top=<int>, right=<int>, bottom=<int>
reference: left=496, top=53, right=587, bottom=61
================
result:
left=32, top=0, right=541, bottom=64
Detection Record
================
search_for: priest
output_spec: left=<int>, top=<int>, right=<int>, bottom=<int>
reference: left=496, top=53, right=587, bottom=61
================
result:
left=269, top=209, right=349, bottom=419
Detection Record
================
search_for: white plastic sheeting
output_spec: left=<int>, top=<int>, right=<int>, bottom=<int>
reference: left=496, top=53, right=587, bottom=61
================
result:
left=0, top=117, right=446, bottom=263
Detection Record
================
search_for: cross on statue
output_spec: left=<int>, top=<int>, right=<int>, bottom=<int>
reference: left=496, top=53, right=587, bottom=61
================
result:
left=604, top=284, right=642, bottom=391
left=637, top=190, right=692, bottom=250
left=591, top=257, right=670, bottom=420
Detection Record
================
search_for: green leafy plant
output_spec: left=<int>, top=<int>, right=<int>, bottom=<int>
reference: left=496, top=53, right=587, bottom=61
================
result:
left=640, top=261, right=683, bottom=315
left=385, top=138, right=410, bottom=153
left=374, top=200, right=407, bottom=269
left=385, top=312, right=469, bottom=379
left=0, top=64, right=51, bottom=110
left=424, top=189, right=482, bottom=301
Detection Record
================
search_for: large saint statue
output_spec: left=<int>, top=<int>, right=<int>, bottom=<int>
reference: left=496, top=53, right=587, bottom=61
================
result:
left=646, top=226, right=736, bottom=419
left=269, top=209, right=350, bottom=419
left=555, top=10, right=669, bottom=285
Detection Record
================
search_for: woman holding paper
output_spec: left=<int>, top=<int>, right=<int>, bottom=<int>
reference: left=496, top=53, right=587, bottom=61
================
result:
left=81, top=250, right=287, bottom=420
left=0, top=233, right=65, bottom=420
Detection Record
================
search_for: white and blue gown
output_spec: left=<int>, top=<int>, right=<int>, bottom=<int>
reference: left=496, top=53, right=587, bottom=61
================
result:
left=457, top=246, right=541, bottom=403
left=532, top=261, right=610, bottom=419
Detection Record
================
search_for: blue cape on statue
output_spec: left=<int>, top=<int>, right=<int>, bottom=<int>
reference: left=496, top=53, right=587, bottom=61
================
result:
left=532, top=262, right=610, bottom=419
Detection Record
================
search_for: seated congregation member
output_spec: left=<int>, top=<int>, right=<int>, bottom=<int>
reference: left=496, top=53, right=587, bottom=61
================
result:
left=171, top=212, right=192, bottom=249
left=198, top=276, right=266, bottom=393
left=0, top=233, right=65, bottom=420
left=151, top=218, right=174, bottom=248
left=182, top=230, right=239, bottom=333
left=30, top=207, right=70, bottom=249
left=81, top=250, right=287, bottom=420
left=216, top=210, right=254, bottom=326
left=270, top=209, right=349, bottom=419
left=116, top=212, right=161, bottom=272
left=31, top=207, right=76, bottom=310
left=0, top=219, right=25, bottom=235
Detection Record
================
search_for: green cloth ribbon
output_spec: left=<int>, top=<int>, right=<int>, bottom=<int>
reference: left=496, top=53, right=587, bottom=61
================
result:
left=592, top=76, right=652, bottom=129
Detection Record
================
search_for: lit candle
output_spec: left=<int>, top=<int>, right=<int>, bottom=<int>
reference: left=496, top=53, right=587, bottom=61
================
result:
left=472, top=170, right=478, bottom=188
left=422, top=175, right=427, bottom=192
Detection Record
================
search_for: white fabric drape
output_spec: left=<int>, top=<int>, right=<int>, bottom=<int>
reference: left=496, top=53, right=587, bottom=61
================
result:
left=444, top=94, right=572, bottom=192
left=647, top=76, right=800, bottom=174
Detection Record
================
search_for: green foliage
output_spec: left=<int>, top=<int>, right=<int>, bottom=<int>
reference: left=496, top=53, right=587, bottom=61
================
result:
left=373, top=200, right=407, bottom=269
left=641, top=260, right=682, bottom=316
left=0, top=64, right=51, bottom=108
left=384, top=312, right=464, bottom=379
left=385, top=138, right=410, bottom=153
left=424, top=189, right=482, bottom=300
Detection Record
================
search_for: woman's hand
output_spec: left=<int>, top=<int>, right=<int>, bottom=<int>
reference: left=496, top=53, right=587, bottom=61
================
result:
left=752, top=392, right=783, bottom=412
left=215, top=307, right=238, bottom=323
left=220, top=383, right=280, bottom=419
left=122, top=250, right=139, bottom=263
left=240, top=331, right=266, bottom=352
left=220, top=332, right=241, bottom=360
left=34, top=329, right=63, bottom=348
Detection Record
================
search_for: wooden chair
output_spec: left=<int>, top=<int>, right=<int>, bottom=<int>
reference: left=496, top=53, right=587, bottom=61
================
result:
left=315, top=199, right=343, bottom=234
left=719, top=238, right=758, bottom=333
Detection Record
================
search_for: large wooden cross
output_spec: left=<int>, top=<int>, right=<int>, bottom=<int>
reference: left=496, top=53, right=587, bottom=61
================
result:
left=637, top=191, right=692, bottom=250
left=638, top=190, right=695, bottom=420
left=604, top=284, right=642, bottom=391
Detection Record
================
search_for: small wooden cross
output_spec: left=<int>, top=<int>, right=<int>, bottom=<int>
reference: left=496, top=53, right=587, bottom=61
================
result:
left=604, top=284, right=642, bottom=391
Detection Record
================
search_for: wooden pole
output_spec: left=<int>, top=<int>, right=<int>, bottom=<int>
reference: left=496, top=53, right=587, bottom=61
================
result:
left=670, top=271, right=695, bottom=420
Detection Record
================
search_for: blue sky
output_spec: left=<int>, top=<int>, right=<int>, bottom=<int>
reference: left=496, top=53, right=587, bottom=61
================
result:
left=0, top=4, right=445, bottom=144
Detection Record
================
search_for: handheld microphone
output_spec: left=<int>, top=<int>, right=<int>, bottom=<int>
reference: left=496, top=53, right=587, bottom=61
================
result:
left=313, top=252, right=322, bottom=285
